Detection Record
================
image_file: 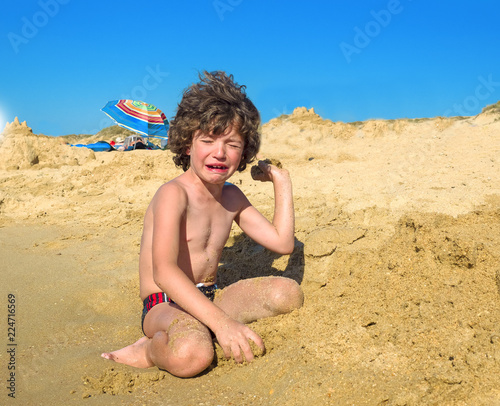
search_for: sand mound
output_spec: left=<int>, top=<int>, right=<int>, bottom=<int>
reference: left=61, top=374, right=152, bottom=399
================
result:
left=2, top=102, right=500, bottom=405
left=0, top=117, right=96, bottom=170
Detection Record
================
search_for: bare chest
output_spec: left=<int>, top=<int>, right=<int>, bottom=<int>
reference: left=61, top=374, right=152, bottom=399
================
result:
left=183, top=203, right=234, bottom=252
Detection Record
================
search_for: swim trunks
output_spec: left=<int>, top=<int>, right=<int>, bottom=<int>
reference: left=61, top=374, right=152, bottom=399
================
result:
left=141, top=284, right=218, bottom=334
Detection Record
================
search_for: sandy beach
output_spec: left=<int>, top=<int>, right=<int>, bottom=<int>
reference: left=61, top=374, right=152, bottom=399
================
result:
left=1, top=104, right=500, bottom=405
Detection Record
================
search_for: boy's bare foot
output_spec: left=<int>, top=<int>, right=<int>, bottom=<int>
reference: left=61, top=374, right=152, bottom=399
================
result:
left=101, top=336, right=154, bottom=369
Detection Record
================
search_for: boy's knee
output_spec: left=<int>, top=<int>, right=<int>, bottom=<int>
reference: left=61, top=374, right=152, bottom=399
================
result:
left=152, top=330, right=214, bottom=378
left=270, top=278, right=304, bottom=314
left=174, top=340, right=214, bottom=378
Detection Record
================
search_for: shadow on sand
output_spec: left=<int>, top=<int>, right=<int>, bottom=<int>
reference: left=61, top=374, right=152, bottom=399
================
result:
left=217, top=233, right=305, bottom=289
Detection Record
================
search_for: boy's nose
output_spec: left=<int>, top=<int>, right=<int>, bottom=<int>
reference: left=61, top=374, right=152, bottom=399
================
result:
left=213, top=143, right=226, bottom=158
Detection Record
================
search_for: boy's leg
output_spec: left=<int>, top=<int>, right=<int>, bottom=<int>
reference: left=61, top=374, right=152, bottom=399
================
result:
left=214, top=276, right=303, bottom=324
left=101, top=302, right=214, bottom=378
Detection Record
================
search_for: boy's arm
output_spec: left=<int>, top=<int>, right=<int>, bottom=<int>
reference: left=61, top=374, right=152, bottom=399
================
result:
left=235, top=161, right=295, bottom=254
left=151, top=183, right=264, bottom=363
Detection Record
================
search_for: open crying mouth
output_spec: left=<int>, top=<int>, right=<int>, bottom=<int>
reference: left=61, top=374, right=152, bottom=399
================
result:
left=207, top=165, right=228, bottom=170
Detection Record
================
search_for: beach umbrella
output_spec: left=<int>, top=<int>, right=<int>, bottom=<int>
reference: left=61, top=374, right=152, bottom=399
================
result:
left=101, top=100, right=169, bottom=139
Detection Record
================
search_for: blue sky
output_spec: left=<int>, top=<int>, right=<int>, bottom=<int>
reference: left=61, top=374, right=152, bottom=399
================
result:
left=1, top=0, right=500, bottom=136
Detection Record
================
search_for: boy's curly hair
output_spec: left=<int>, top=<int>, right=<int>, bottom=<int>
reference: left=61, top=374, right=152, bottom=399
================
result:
left=168, top=71, right=261, bottom=172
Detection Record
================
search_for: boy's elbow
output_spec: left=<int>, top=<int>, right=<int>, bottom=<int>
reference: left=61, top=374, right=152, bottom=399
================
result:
left=152, top=269, right=166, bottom=291
left=278, top=240, right=295, bottom=255
left=153, top=276, right=163, bottom=290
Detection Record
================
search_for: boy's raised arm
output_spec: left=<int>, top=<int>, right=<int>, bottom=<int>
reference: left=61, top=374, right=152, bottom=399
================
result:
left=236, top=161, right=295, bottom=254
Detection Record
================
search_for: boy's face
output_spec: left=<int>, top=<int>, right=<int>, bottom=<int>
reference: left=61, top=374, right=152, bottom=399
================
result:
left=187, top=126, right=244, bottom=185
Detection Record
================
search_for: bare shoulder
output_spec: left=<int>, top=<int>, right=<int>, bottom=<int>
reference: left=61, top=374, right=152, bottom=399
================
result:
left=222, top=182, right=251, bottom=212
left=156, top=178, right=187, bottom=196
left=151, top=178, right=189, bottom=213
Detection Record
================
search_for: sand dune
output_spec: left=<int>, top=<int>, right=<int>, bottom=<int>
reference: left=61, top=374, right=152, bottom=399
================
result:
left=1, top=104, right=500, bottom=405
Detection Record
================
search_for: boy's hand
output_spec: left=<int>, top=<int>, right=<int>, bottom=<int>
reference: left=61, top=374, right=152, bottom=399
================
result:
left=251, top=159, right=289, bottom=183
left=213, top=317, right=265, bottom=363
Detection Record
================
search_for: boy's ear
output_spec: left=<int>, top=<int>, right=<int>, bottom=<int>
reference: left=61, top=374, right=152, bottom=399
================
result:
left=186, top=146, right=191, bottom=155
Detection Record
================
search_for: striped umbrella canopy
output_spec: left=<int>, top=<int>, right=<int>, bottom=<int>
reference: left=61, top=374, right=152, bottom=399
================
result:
left=101, top=100, right=169, bottom=138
